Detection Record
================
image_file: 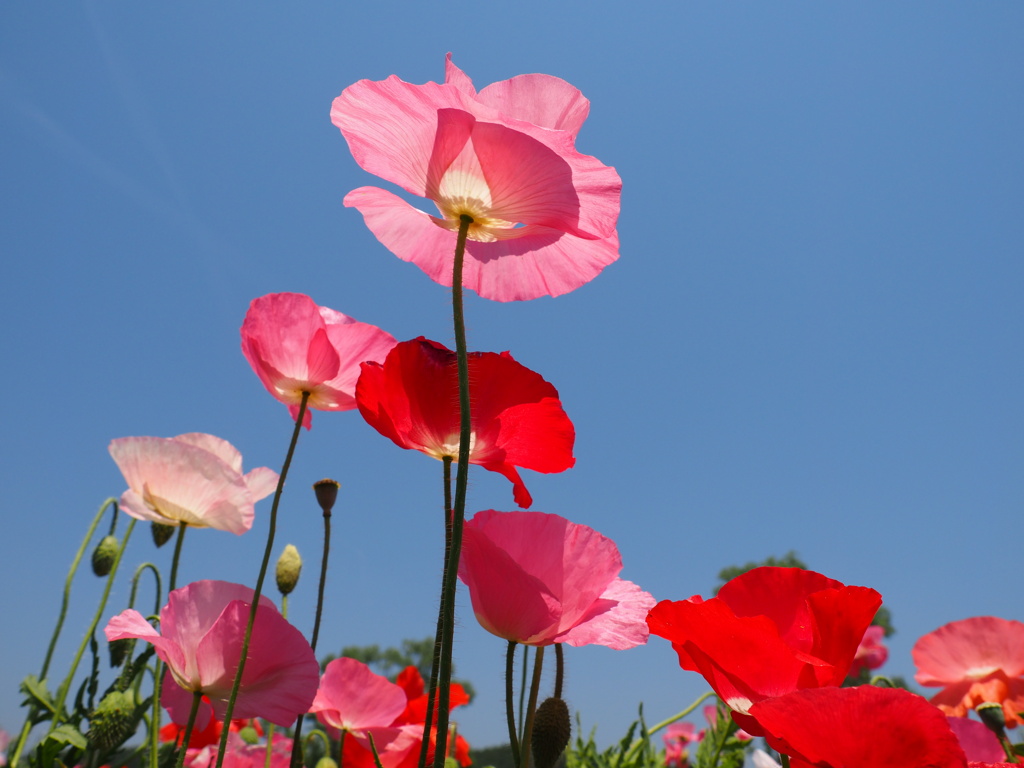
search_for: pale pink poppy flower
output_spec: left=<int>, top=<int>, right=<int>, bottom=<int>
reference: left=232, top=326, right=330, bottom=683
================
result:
left=332, top=54, right=621, bottom=302
left=913, top=616, right=1024, bottom=727
left=310, top=658, right=421, bottom=768
left=104, top=580, right=319, bottom=728
left=458, top=510, right=655, bottom=649
left=240, top=292, right=397, bottom=429
left=109, top=433, right=278, bottom=535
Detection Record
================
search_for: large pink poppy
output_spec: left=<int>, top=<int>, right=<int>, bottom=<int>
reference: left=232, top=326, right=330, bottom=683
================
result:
left=646, top=567, right=881, bottom=735
left=104, top=580, right=319, bottom=728
left=750, top=686, right=969, bottom=768
left=108, top=433, right=278, bottom=534
left=240, top=292, right=396, bottom=429
left=458, top=509, right=655, bottom=649
left=356, top=337, right=574, bottom=508
left=332, top=54, right=621, bottom=302
left=913, top=616, right=1024, bottom=727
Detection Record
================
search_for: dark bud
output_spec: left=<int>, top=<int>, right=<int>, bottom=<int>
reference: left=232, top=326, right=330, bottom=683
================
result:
left=108, top=637, right=132, bottom=668
left=87, top=689, right=138, bottom=751
left=313, top=479, right=340, bottom=514
left=151, top=522, right=175, bottom=548
left=977, top=702, right=1007, bottom=735
left=91, top=535, right=119, bottom=577
left=532, top=697, right=571, bottom=768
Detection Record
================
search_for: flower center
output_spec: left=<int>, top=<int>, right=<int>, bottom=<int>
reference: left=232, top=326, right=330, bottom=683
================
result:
left=428, top=431, right=477, bottom=461
left=432, top=139, right=518, bottom=242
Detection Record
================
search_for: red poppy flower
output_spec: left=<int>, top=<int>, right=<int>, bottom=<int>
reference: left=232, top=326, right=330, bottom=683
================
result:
left=749, top=686, right=969, bottom=768
left=356, top=337, right=574, bottom=507
left=913, top=616, right=1024, bottom=728
left=646, top=567, right=881, bottom=735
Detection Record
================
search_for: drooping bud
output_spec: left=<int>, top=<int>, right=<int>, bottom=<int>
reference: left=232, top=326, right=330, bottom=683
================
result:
left=275, top=544, right=302, bottom=595
left=313, top=479, right=340, bottom=514
left=108, top=637, right=132, bottom=668
left=869, top=675, right=895, bottom=688
left=87, top=689, right=138, bottom=751
left=91, top=535, right=119, bottom=577
left=977, top=701, right=1007, bottom=735
left=151, top=522, right=175, bottom=548
left=531, top=697, right=571, bottom=768
left=315, top=758, right=339, bottom=768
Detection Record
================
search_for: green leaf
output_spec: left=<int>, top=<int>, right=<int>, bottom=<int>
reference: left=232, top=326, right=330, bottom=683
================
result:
left=47, top=724, right=88, bottom=750
left=19, top=675, right=56, bottom=713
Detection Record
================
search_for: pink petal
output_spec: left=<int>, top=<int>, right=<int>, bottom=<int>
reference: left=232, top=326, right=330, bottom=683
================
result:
left=344, top=187, right=619, bottom=302
left=476, top=71, right=590, bottom=137
left=160, top=668, right=213, bottom=731
left=914, top=617, right=1024, bottom=685
left=243, top=466, right=279, bottom=502
left=105, top=608, right=187, bottom=677
left=174, top=433, right=244, bottom=474
left=311, top=658, right=408, bottom=733
left=946, top=717, right=1005, bottom=762
left=556, top=577, right=656, bottom=650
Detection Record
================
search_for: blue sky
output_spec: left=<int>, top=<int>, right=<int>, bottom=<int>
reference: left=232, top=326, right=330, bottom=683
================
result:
left=2, top=1, right=1022, bottom=753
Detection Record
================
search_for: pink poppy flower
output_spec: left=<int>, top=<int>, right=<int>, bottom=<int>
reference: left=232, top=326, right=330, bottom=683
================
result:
left=663, top=722, right=699, bottom=768
left=646, top=567, right=881, bottom=735
left=946, top=717, right=1005, bottom=763
left=108, top=433, right=278, bottom=535
left=913, top=616, right=1024, bottom=727
left=332, top=54, right=621, bottom=302
left=457, top=509, right=655, bottom=649
left=104, top=580, right=319, bottom=727
left=750, top=686, right=969, bottom=768
left=356, top=338, right=574, bottom=508
left=240, top=292, right=397, bottom=429
left=848, top=624, right=889, bottom=677
left=182, top=732, right=293, bottom=768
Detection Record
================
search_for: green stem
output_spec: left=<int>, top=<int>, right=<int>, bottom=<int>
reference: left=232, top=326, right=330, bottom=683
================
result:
left=520, top=645, right=545, bottom=768
left=174, top=691, right=204, bottom=768
left=152, top=523, right=188, bottom=768
left=9, top=498, right=118, bottom=766
left=553, top=644, right=564, bottom=701
left=48, top=517, right=136, bottom=733
left=505, top=641, right=521, bottom=768
left=432, top=214, right=473, bottom=768
left=215, top=391, right=310, bottom=768
left=781, top=755, right=791, bottom=768
left=622, top=691, right=716, bottom=764
left=518, top=645, right=529, bottom=747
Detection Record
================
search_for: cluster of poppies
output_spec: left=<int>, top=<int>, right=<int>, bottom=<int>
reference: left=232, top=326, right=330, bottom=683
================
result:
left=91, top=55, right=1021, bottom=768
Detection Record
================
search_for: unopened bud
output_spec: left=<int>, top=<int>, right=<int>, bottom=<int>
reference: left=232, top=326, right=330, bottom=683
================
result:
left=88, top=689, right=137, bottom=751
left=532, top=697, right=571, bottom=768
left=313, top=479, right=340, bottom=514
left=237, top=725, right=260, bottom=744
left=275, top=544, right=302, bottom=595
left=151, top=522, right=175, bottom=548
left=108, top=637, right=132, bottom=668
left=91, top=535, right=119, bottom=577
left=315, top=758, right=339, bottom=768
left=977, top=702, right=1007, bottom=735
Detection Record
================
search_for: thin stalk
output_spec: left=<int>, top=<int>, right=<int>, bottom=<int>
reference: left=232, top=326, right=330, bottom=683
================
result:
left=517, top=645, right=529, bottom=746
left=418, top=457, right=454, bottom=768
left=520, top=645, right=545, bottom=768
left=505, top=641, right=521, bottom=768
left=432, top=214, right=474, bottom=768
left=9, top=498, right=118, bottom=766
left=553, top=643, right=564, bottom=700
left=151, top=523, right=188, bottom=768
left=174, top=691, right=204, bottom=768
left=622, top=691, right=716, bottom=764
left=215, top=392, right=310, bottom=768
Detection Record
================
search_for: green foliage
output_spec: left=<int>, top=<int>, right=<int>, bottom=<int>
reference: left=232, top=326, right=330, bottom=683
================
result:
left=715, top=551, right=807, bottom=592
left=468, top=744, right=515, bottom=768
left=565, top=708, right=663, bottom=768
left=691, top=704, right=747, bottom=768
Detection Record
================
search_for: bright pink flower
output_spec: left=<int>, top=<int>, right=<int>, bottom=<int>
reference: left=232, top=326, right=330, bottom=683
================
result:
left=750, top=686, right=969, bottom=768
left=182, top=732, right=292, bottom=768
left=356, top=338, right=574, bottom=508
left=104, top=580, right=319, bottom=727
left=332, top=54, right=621, bottom=302
left=663, top=722, right=699, bottom=768
left=913, top=616, right=1024, bottom=727
left=848, top=624, right=889, bottom=677
left=646, top=567, right=881, bottom=735
left=108, top=433, right=278, bottom=535
left=458, top=509, right=655, bottom=649
left=946, top=717, right=1005, bottom=763
left=240, top=292, right=397, bottom=429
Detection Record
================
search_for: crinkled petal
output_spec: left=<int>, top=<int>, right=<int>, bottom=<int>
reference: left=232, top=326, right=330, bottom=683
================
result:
left=914, top=616, right=1024, bottom=685
left=174, top=433, right=245, bottom=474
left=243, top=466, right=279, bottom=502
left=105, top=608, right=187, bottom=678
left=556, top=577, right=655, bottom=650
left=311, top=658, right=408, bottom=733
left=476, top=72, right=589, bottom=137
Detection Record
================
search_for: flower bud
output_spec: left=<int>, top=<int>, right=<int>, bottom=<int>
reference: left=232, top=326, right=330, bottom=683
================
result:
left=531, top=697, right=571, bottom=768
left=977, top=701, right=1007, bottom=735
left=87, top=689, right=138, bottom=751
left=315, top=758, right=339, bottom=768
left=275, top=544, right=302, bottom=595
left=151, top=522, right=175, bottom=548
left=237, top=725, right=261, bottom=744
left=313, top=478, right=340, bottom=514
left=91, top=535, right=119, bottom=577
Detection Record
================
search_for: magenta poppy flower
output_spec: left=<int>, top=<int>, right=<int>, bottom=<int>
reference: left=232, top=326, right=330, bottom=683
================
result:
left=646, top=567, right=881, bottom=735
left=104, top=580, right=319, bottom=728
left=108, top=433, right=278, bottom=534
left=356, top=338, right=574, bottom=508
left=457, top=510, right=655, bottom=649
left=946, top=717, right=1006, bottom=763
left=331, top=54, right=621, bottom=302
left=749, top=686, right=969, bottom=768
left=240, top=292, right=397, bottom=429
left=913, top=616, right=1024, bottom=727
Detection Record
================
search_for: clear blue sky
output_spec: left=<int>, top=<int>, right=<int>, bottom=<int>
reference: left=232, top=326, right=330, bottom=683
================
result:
left=2, top=1, right=1021, bottom=752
